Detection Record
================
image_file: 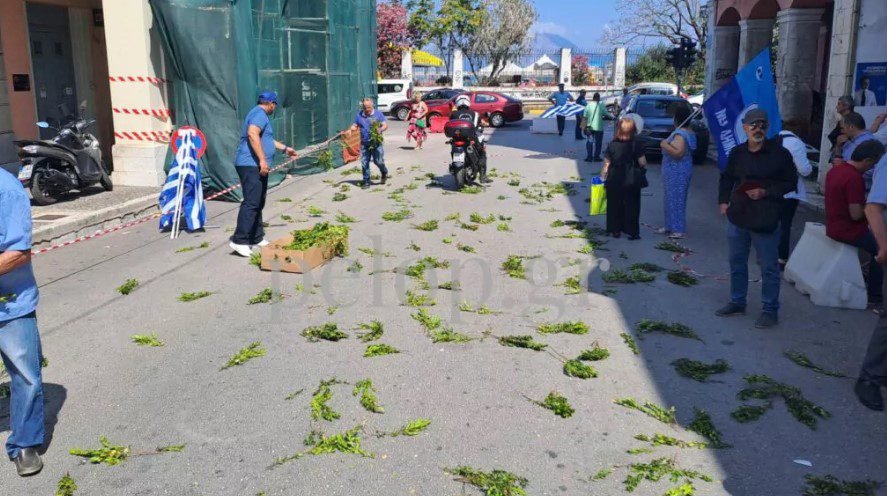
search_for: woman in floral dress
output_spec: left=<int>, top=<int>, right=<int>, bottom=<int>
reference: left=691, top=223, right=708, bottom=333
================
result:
left=658, top=105, right=697, bottom=239
left=406, top=92, right=428, bottom=150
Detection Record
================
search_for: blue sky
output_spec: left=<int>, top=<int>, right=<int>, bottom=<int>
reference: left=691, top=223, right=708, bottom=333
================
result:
left=531, top=0, right=621, bottom=47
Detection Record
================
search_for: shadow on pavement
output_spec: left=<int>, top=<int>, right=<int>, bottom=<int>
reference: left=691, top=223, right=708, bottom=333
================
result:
left=0, top=383, right=67, bottom=455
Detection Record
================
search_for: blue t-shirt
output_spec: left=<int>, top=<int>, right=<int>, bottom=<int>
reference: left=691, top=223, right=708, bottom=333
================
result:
left=842, top=131, right=875, bottom=161
left=0, top=169, right=38, bottom=322
left=354, top=109, right=387, bottom=144
left=549, top=91, right=574, bottom=107
left=234, top=106, right=276, bottom=167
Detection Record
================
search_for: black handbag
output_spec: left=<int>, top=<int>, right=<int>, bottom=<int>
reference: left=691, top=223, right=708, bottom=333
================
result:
left=623, top=143, right=648, bottom=189
left=726, top=182, right=780, bottom=233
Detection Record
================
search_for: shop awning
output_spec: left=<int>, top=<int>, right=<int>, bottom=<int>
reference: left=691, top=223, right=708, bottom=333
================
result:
left=413, top=50, right=443, bottom=67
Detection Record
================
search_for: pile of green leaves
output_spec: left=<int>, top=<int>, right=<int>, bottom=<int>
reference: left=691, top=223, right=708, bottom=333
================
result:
left=732, top=375, right=830, bottom=429
left=404, top=289, right=436, bottom=307
left=413, top=219, right=439, bottom=231
left=667, top=271, right=699, bottom=287
left=655, top=240, right=689, bottom=253
left=176, top=241, right=210, bottom=253
left=537, top=321, right=589, bottom=335
left=634, top=433, right=706, bottom=449
left=498, top=335, right=547, bottom=351
left=335, top=211, right=357, bottom=223
left=307, top=206, right=326, bottom=217
left=559, top=276, right=583, bottom=295
left=688, top=408, right=731, bottom=449
left=382, top=208, right=413, bottom=222
left=457, top=243, right=475, bottom=253
left=131, top=333, right=164, bottom=347
left=332, top=192, right=348, bottom=202
left=347, top=260, right=363, bottom=273
left=116, top=278, right=139, bottom=295
left=801, top=474, right=882, bottom=496
left=316, top=150, right=334, bottom=171
left=783, top=350, right=846, bottom=378
left=353, top=379, right=384, bottom=413
left=56, top=473, right=77, bottom=495
left=564, top=359, right=597, bottom=379
left=629, top=263, right=664, bottom=273
left=364, top=344, right=400, bottom=358
left=220, top=342, right=266, bottom=370
left=301, top=323, right=348, bottom=342
left=446, top=466, right=529, bottom=496
left=469, top=212, right=497, bottom=224
left=311, top=378, right=345, bottom=421
left=69, top=436, right=130, bottom=466
left=368, top=120, right=384, bottom=150
left=459, top=185, right=484, bottom=194
left=671, top=358, right=730, bottom=382
left=497, top=222, right=511, bottom=232
left=285, top=222, right=350, bottom=256
left=438, top=281, right=460, bottom=290
left=389, top=418, right=432, bottom=437
left=614, top=398, right=676, bottom=424
left=431, top=327, right=472, bottom=343
left=624, top=457, right=712, bottom=493
left=637, top=319, right=703, bottom=342
left=460, top=222, right=480, bottom=231
left=247, top=287, right=282, bottom=305
left=356, top=321, right=383, bottom=342
left=602, top=268, right=656, bottom=284
left=411, top=308, right=443, bottom=331
left=501, top=255, right=528, bottom=279
left=621, top=333, right=641, bottom=354
left=536, top=392, right=575, bottom=418
left=578, top=345, right=610, bottom=361
left=250, top=252, right=262, bottom=267
left=274, top=426, right=372, bottom=465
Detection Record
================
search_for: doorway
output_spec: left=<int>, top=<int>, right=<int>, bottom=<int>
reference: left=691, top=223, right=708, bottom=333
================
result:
left=27, top=3, right=78, bottom=139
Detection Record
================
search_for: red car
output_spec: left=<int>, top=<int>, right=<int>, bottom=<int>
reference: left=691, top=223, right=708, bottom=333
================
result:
left=426, top=91, right=524, bottom=127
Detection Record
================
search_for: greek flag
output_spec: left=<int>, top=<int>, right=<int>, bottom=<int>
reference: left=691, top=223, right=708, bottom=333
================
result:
left=540, top=103, right=586, bottom=119
left=159, top=129, right=205, bottom=231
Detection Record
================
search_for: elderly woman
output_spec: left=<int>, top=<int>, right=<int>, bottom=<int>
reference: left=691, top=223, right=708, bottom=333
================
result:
left=658, top=105, right=697, bottom=239
left=406, top=92, right=428, bottom=150
left=601, top=116, right=648, bottom=239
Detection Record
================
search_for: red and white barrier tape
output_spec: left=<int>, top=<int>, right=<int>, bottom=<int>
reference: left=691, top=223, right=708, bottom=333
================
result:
left=113, top=108, right=172, bottom=119
left=114, top=131, right=172, bottom=142
left=108, top=76, right=168, bottom=84
left=31, top=133, right=344, bottom=256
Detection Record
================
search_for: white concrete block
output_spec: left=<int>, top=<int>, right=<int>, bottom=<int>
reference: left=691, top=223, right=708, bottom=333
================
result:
left=784, top=222, right=867, bottom=310
left=112, top=142, right=167, bottom=187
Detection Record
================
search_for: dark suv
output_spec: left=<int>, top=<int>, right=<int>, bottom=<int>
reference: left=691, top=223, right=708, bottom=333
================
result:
left=390, top=88, right=466, bottom=121
left=622, top=95, right=710, bottom=164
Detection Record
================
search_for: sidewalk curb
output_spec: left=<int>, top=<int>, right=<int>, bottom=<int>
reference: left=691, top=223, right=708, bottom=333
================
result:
left=32, top=193, right=159, bottom=249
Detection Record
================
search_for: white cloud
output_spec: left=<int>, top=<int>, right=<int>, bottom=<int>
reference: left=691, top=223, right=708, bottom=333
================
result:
left=531, top=21, right=568, bottom=37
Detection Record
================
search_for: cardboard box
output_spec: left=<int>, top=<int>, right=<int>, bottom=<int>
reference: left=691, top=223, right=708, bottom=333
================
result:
left=260, top=235, right=337, bottom=273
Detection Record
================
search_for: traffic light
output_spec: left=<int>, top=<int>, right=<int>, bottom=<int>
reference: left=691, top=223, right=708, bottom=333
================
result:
left=665, top=47, right=681, bottom=68
left=680, top=37, right=698, bottom=69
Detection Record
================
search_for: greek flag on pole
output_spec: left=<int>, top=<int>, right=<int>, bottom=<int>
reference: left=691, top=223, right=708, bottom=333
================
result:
left=159, top=129, right=205, bottom=231
left=540, top=102, right=585, bottom=119
left=702, top=47, right=781, bottom=170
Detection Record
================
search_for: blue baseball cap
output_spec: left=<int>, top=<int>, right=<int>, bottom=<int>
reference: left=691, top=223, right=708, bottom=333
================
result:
left=258, top=91, right=278, bottom=104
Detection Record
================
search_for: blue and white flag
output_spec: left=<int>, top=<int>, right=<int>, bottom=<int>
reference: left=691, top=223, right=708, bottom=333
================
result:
left=703, top=48, right=782, bottom=170
left=159, top=129, right=205, bottom=232
left=540, top=102, right=585, bottom=119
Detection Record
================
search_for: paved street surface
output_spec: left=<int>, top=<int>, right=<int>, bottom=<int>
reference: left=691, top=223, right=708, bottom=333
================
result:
left=3, top=119, right=885, bottom=495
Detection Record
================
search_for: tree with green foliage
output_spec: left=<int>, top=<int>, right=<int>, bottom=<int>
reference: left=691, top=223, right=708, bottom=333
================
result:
left=626, top=45, right=704, bottom=88
left=406, top=0, right=486, bottom=79
left=463, top=0, right=538, bottom=85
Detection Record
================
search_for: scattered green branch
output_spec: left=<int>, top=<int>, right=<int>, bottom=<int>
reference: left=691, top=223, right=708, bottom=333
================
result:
left=347, top=260, right=363, bottom=273
left=56, top=473, right=77, bottom=495
left=156, top=444, right=186, bottom=452
left=307, top=206, right=326, bottom=217
left=250, top=252, right=262, bottom=267
left=733, top=375, right=830, bottom=429
left=358, top=247, right=392, bottom=257
left=130, top=333, right=164, bottom=347
left=637, top=320, right=703, bottom=342
left=353, top=379, right=384, bottom=413
left=335, top=211, right=357, bottom=223
left=624, top=457, right=712, bottom=493
left=671, top=359, right=730, bottom=382
left=558, top=276, right=583, bottom=295
left=459, top=185, right=483, bottom=194
left=285, top=222, right=349, bottom=256
left=578, top=345, right=610, bottom=361
left=457, top=243, right=476, bottom=253
left=273, top=426, right=372, bottom=466
left=364, top=344, right=400, bottom=358
left=501, top=255, right=528, bottom=279
left=301, top=323, right=348, bottom=342
left=497, top=222, right=511, bottom=232
left=614, top=398, right=676, bottom=424
left=634, top=434, right=706, bottom=449
left=382, top=209, right=413, bottom=222
left=332, top=192, right=348, bottom=202
left=310, top=378, right=345, bottom=422
left=69, top=436, right=129, bottom=466
left=602, top=268, right=655, bottom=284
left=178, top=291, right=214, bottom=303
left=389, top=418, right=431, bottom=437
left=356, top=321, right=383, bottom=342
left=688, top=408, right=731, bottom=449
left=284, top=389, right=304, bottom=401
left=783, top=350, right=846, bottom=378
left=655, top=241, right=689, bottom=253
left=413, top=219, right=439, bottom=231
left=220, top=342, right=265, bottom=370
left=247, top=287, right=282, bottom=305
left=498, top=335, right=547, bottom=351
left=537, top=321, right=589, bottom=335
left=116, top=278, right=139, bottom=295
left=176, top=242, right=210, bottom=253
left=459, top=222, right=479, bottom=231
left=592, top=468, right=612, bottom=480
left=446, top=466, right=529, bottom=496
left=667, top=271, right=699, bottom=287
left=534, top=391, right=575, bottom=418
left=469, top=212, right=496, bottom=224
left=438, top=281, right=460, bottom=291
left=621, top=333, right=641, bottom=354
left=430, top=327, right=472, bottom=343
left=564, top=359, right=597, bottom=379
left=404, top=289, right=436, bottom=307
left=411, top=308, right=442, bottom=331
left=801, top=474, right=882, bottom=496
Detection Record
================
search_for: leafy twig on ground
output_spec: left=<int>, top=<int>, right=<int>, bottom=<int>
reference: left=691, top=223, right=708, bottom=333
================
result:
left=130, top=333, right=164, bottom=347
left=404, top=289, right=436, bottom=307
left=534, top=391, right=575, bottom=418
left=623, top=457, right=713, bottom=493
left=413, top=219, right=439, bottom=231
left=602, top=268, right=655, bottom=284
left=335, top=211, right=357, bottom=223
left=273, top=426, right=372, bottom=466
left=430, top=327, right=472, bottom=343
left=411, top=308, right=442, bottom=331
left=564, top=359, right=597, bottom=379
left=364, top=344, right=400, bottom=358
left=301, top=323, right=348, bottom=342
left=671, top=359, right=730, bottom=382
left=284, top=389, right=304, bottom=401
left=783, top=350, right=847, bottom=378
left=69, top=436, right=130, bottom=465
left=307, top=206, right=326, bottom=217
left=457, top=243, right=475, bottom=253
left=497, top=222, right=511, bottom=231
left=688, top=408, right=731, bottom=449
left=614, top=398, right=676, bottom=424
left=459, top=185, right=483, bottom=194
left=537, top=321, right=589, bottom=335
left=621, top=333, right=640, bottom=354
left=116, top=278, right=139, bottom=295
left=438, top=281, right=460, bottom=291
left=250, top=252, right=262, bottom=267
left=332, top=192, right=348, bottom=202
left=501, top=255, right=529, bottom=279
left=311, top=378, right=345, bottom=421
left=629, top=263, right=664, bottom=273
left=469, top=212, right=497, bottom=224
left=353, top=379, right=384, bottom=413
left=220, top=342, right=265, bottom=370
left=247, top=287, right=282, bottom=305
left=347, top=260, right=363, bottom=273
left=801, top=474, right=882, bottom=496
left=559, top=276, right=583, bottom=295
left=498, top=335, right=547, bottom=351
left=592, top=468, right=612, bottom=480
left=446, top=466, right=529, bottom=496
left=356, top=321, right=383, bottom=342
left=358, top=247, right=392, bottom=257
left=176, top=242, right=210, bottom=253
left=634, top=434, right=706, bottom=449
left=668, top=271, right=699, bottom=287
left=389, top=418, right=431, bottom=437
left=637, top=319, right=703, bottom=342
left=156, top=444, right=186, bottom=452
left=56, top=473, right=77, bottom=495
left=382, top=209, right=413, bottom=222
left=178, top=291, right=214, bottom=302
left=732, top=374, right=830, bottom=429
left=578, top=345, right=610, bottom=361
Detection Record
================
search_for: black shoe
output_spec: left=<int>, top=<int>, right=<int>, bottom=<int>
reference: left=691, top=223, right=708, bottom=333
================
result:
left=584, top=158, right=594, bottom=163
left=592, top=156, right=602, bottom=161
left=480, top=176, right=493, bottom=184
left=13, top=448, right=42, bottom=477
left=854, top=379, right=884, bottom=411
left=754, top=312, right=778, bottom=329
left=381, top=174, right=388, bottom=185
left=360, top=183, right=370, bottom=190
left=628, top=234, right=641, bottom=240
left=715, top=302, right=746, bottom=317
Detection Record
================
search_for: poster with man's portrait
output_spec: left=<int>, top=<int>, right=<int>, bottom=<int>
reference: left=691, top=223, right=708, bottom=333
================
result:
left=854, top=62, right=887, bottom=107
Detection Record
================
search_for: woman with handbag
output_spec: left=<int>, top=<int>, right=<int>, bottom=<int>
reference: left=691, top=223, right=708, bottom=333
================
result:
left=658, top=105, right=697, bottom=239
left=601, top=116, right=648, bottom=239
left=406, top=92, right=429, bottom=150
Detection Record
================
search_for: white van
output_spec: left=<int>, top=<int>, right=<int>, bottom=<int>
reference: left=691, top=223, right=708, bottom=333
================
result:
left=377, top=79, right=413, bottom=113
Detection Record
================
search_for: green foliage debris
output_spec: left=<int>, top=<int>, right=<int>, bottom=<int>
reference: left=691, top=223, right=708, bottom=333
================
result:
left=116, top=278, right=139, bottom=295
left=732, top=375, right=830, bottom=429
left=634, top=433, right=706, bottom=449
left=497, top=222, right=511, bottom=231
left=364, top=344, right=400, bottom=358
left=69, top=436, right=129, bottom=466
left=332, top=192, right=348, bottom=202
left=156, top=444, right=186, bottom=452
left=498, top=335, right=547, bottom=351
left=446, top=466, right=529, bottom=496
left=459, top=185, right=484, bottom=194
left=592, top=468, right=612, bottom=480
left=623, top=457, right=712, bottom=493
left=301, top=323, right=348, bottom=342
left=273, top=426, right=372, bottom=465
left=335, top=211, right=357, bottom=223
left=801, top=474, right=882, bottom=496
left=559, top=275, right=583, bottom=294
left=655, top=241, right=688, bottom=253
left=457, top=243, right=475, bottom=253
left=621, top=333, right=641, bottom=354
left=667, top=271, right=699, bottom=287
left=438, top=281, right=460, bottom=291
left=176, top=242, right=210, bottom=253
left=411, top=308, right=442, bottom=331
left=130, top=333, right=164, bottom=347
left=250, top=251, right=262, bottom=267
left=602, top=268, right=655, bottom=284
left=178, top=291, right=213, bottom=302
left=220, top=342, right=265, bottom=370
left=637, top=319, right=702, bottom=341
left=629, top=263, right=664, bottom=273
left=578, top=345, right=610, bottom=361
left=614, top=398, right=676, bottom=424
left=430, top=327, right=472, bottom=343
left=382, top=209, right=413, bottom=222
left=783, top=350, right=846, bottom=378
left=537, top=321, right=589, bottom=335
left=390, top=418, right=431, bottom=437
left=247, top=287, right=282, bottom=305
left=307, top=205, right=326, bottom=217
left=671, top=359, right=730, bottom=382
left=564, top=359, right=597, bottom=379
left=284, top=222, right=349, bottom=256
left=347, top=260, right=363, bottom=273
left=353, top=379, right=384, bottom=413
left=316, top=150, right=334, bottom=171
left=688, top=408, right=731, bottom=449
left=56, top=473, right=77, bottom=495
left=413, top=219, right=439, bottom=231
left=469, top=212, right=496, bottom=224
left=310, top=378, right=345, bottom=422
left=404, top=289, right=436, bottom=307
left=356, top=321, right=383, bottom=342
left=501, top=255, right=528, bottom=279
left=535, top=391, right=575, bottom=418
left=460, top=222, right=480, bottom=231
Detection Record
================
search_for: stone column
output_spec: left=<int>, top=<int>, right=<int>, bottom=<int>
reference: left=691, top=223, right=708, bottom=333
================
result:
left=613, top=47, right=627, bottom=89
left=738, top=18, right=775, bottom=68
left=712, top=26, right=740, bottom=91
left=102, top=0, right=168, bottom=187
left=452, top=49, right=464, bottom=89
left=818, top=0, right=860, bottom=188
left=401, top=49, right=413, bottom=82
left=776, top=8, right=825, bottom=131
left=559, top=48, right=572, bottom=87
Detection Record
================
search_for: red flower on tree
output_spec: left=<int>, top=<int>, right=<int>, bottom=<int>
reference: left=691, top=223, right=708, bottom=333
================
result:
left=377, top=2, right=414, bottom=78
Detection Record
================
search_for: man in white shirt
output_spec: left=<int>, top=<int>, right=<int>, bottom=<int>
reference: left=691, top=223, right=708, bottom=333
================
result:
left=777, top=119, right=814, bottom=266
left=855, top=77, right=879, bottom=108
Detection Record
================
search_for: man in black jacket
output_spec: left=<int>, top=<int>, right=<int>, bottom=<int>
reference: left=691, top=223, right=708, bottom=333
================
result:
left=716, top=109, right=798, bottom=328
left=450, top=95, right=490, bottom=183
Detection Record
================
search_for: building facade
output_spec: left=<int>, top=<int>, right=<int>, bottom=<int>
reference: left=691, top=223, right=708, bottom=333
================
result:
left=704, top=0, right=887, bottom=186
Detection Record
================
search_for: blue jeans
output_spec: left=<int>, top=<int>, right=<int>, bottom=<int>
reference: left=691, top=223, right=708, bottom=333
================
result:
left=728, top=221, right=781, bottom=315
left=361, top=144, right=388, bottom=183
left=0, top=313, right=44, bottom=458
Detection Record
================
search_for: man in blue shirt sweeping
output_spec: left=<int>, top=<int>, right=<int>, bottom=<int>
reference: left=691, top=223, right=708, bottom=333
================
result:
left=229, top=91, right=298, bottom=257
left=0, top=167, right=45, bottom=476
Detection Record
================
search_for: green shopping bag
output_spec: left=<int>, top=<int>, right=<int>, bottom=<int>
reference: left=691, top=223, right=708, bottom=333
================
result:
left=589, top=177, right=607, bottom=215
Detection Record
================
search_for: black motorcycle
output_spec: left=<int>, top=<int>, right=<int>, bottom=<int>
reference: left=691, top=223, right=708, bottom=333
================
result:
left=443, top=119, right=485, bottom=189
left=15, top=104, right=112, bottom=205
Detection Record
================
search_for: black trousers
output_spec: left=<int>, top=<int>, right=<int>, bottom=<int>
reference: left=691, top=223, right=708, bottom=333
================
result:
left=556, top=115, right=566, bottom=135
left=861, top=274, right=887, bottom=385
left=778, top=198, right=799, bottom=261
left=586, top=130, right=604, bottom=160
left=231, top=165, right=268, bottom=245
left=574, top=119, right=584, bottom=139
left=605, top=184, right=640, bottom=237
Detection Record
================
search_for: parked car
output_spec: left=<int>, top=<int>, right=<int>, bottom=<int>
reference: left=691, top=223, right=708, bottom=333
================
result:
left=603, top=82, right=680, bottom=115
left=621, top=95, right=710, bottom=164
left=389, top=88, right=466, bottom=121
left=377, top=79, right=413, bottom=113
left=426, top=91, right=524, bottom=127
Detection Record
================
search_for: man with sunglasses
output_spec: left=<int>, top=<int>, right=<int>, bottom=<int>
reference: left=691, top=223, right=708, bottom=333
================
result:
left=716, top=109, right=798, bottom=329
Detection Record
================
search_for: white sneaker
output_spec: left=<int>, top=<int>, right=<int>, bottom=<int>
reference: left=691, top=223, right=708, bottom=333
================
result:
left=255, top=239, right=270, bottom=247
left=229, top=241, right=253, bottom=258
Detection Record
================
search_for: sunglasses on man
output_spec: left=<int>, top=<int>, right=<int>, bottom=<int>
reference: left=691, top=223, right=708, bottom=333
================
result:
left=747, top=121, right=768, bottom=131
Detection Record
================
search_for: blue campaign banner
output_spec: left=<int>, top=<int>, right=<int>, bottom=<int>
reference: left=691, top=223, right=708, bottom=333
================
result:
left=703, top=48, right=781, bottom=170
